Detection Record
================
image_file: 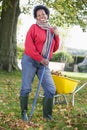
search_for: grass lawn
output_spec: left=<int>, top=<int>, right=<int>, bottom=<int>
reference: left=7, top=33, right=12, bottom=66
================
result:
left=0, top=70, right=87, bottom=130
left=62, top=71, right=87, bottom=79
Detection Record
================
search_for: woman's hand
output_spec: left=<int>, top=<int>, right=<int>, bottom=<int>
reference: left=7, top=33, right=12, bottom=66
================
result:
left=40, top=58, right=49, bottom=66
left=52, top=26, right=59, bottom=36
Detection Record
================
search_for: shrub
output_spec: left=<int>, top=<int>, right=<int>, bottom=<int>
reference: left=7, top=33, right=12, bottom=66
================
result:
left=51, top=51, right=74, bottom=63
left=17, top=47, right=24, bottom=59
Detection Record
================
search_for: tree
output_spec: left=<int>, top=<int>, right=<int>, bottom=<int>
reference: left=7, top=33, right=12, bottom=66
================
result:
left=0, top=0, right=87, bottom=72
left=0, top=0, right=20, bottom=72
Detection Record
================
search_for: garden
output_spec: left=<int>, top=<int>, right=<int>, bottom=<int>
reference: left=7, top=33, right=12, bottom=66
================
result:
left=0, top=70, right=87, bottom=130
left=0, top=1, right=87, bottom=129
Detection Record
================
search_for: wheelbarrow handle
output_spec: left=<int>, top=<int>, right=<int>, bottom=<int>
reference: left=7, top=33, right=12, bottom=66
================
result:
left=72, top=82, right=87, bottom=106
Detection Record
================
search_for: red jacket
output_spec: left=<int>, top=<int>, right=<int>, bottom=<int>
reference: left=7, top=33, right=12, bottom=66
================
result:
left=24, top=24, right=60, bottom=62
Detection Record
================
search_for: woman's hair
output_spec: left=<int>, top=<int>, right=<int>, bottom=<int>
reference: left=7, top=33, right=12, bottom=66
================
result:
left=33, top=5, right=50, bottom=19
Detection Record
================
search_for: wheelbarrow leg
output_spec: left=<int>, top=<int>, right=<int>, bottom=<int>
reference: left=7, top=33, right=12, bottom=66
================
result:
left=53, top=94, right=68, bottom=105
left=62, top=94, right=68, bottom=105
left=72, top=82, right=87, bottom=106
left=72, top=93, right=75, bottom=106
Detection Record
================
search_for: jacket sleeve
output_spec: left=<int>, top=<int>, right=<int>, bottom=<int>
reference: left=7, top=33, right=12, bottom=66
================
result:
left=24, top=25, right=43, bottom=62
left=53, top=35, right=60, bottom=52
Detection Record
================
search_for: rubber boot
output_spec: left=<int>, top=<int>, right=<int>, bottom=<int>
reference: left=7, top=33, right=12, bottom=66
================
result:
left=43, top=97, right=54, bottom=121
left=20, top=96, right=29, bottom=121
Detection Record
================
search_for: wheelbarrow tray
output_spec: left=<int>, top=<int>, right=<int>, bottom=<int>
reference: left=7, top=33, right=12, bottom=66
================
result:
left=52, top=75, right=80, bottom=94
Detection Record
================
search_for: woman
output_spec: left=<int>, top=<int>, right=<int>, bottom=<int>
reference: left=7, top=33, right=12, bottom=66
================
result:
left=20, top=5, right=60, bottom=121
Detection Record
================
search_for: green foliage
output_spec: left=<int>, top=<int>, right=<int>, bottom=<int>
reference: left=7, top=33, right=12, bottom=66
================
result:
left=51, top=51, right=74, bottom=63
left=0, top=0, right=12, bottom=12
left=19, top=0, right=87, bottom=30
left=76, top=56, right=84, bottom=64
left=1, top=0, right=87, bottom=30
left=33, top=0, right=87, bottom=31
left=0, top=1, right=2, bottom=16
left=17, top=47, right=24, bottom=59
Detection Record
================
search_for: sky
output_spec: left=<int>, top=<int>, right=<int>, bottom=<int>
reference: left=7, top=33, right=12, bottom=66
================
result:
left=65, top=26, right=87, bottom=50
left=17, top=1, right=87, bottom=50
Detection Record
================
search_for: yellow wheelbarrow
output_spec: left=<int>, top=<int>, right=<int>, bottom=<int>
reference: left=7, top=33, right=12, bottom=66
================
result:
left=52, top=75, right=87, bottom=106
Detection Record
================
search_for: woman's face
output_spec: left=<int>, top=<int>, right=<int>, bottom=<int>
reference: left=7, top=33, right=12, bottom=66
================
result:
left=36, top=9, right=48, bottom=23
